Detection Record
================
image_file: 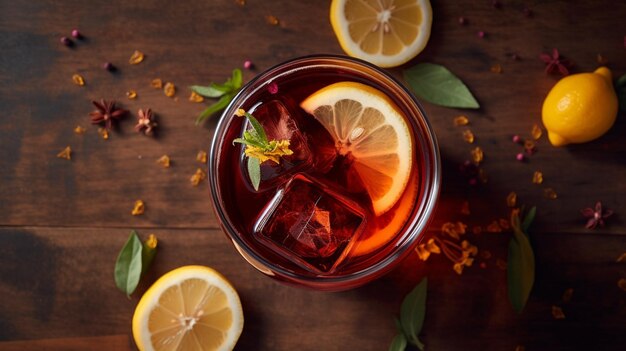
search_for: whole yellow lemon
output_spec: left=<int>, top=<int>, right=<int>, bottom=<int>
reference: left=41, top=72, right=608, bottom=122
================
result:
left=542, top=67, right=618, bottom=146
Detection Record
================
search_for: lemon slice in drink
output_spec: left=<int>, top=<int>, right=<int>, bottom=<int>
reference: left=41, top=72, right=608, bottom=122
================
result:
left=132, top=266, right=243, bottom=351
left=330, top=0, right=432, bottom=67
left=300, top=81, right=412, bottom=215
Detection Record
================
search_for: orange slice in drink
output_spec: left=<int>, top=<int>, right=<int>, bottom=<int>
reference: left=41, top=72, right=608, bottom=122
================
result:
left=132, top=266, right=243, bottom=351
left=300, top=81, right=413, bottom=216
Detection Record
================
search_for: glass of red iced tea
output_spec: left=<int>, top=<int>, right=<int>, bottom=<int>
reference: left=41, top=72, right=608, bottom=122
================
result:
left=209, top=55, right=440, bottom=291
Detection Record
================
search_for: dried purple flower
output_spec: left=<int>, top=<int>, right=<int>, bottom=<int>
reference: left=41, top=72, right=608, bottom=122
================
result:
left=581, top=202, right=613, bottom=229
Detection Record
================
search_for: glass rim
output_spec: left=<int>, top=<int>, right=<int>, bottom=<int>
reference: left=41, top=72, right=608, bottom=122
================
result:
left=209, top=54, right=441, bottom=288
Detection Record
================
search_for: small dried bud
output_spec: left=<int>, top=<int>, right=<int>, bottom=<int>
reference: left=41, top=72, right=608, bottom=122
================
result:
left=71, top=29, right=82, bottom=39
left=60, top=36, right=73, bottom=46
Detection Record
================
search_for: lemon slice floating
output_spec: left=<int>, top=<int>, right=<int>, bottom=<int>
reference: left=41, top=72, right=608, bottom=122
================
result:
left=132, top=266, right=243, bottom=351
left=330, top=0, right=432, bottom=67
left=300, top=81, right=413, bottom=216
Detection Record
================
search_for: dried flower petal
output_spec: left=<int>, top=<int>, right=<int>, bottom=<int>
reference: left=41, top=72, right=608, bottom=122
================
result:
left=617, top=253, right=626, bottom=263
left=453, top=262, right=464, bottom=275
left=442, top=222, right=467, bottom=240
left=164, top=82, right=176, bottom=97
left=470, top=146, right=483, bottom=165
left=460, top=201, right=470, bottom=215
left=543, top=188, right=558, bottom=200
left=126, top=90, right=137, bottom=99
left=487, top=220, right=502, bottom=233
left=531, top=124, right=543, bottom=140
left=266, top=15, right=280, bottom=25
left=74, top=126, right=86, bottom=134
left=462, top=129, right=475, bottom=143
left=496, top=258, right=507, bottom=270
left=98, top=128, right=109, bottom=140
left=196, top=150, right=208, bottom=164
left=190, top=168, right=206, bottom=186
left=551, top=305, right=565, bottom=319
left=131, top=200, right=145, bottom=216
left=72, top=74, right=85, bottom=86
left=189, top=91, right=204, bottom=103
left=618, top=278, right=626, bottom=292
left=151, top=78, right=163, bottom=89
left=490, top=63, right=502, bottom=74
left=425, top=238, right=441, bottom=254
left=524, top=139, right=535, bottom=151
left=454, top=115, right=469, bottom=126
left=146, top=234, right=158, bottom=249
left=135, top=108, right=157, bottom=135
left=507, top=191, right=517, bottom=207
left=129, top=50, right=145, bottom=64
left=416, top=244, right=431, bottom=261
left=562, top=288, right=574, bottom=303
left=56, top=146, right=71, bottom=160
left=156, top=155, right=170, bottom=168
left=532, top=171, right=543, bottom=184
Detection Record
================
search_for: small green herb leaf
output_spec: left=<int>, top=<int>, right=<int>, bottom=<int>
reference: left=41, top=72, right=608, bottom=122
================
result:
left=508, top=208, right=536, bottom=313
left=114, top=231, right=143, bottom=297
left=389, top=334, right=408, bottom=351
left=244, top=112, right=268, bottom=144
left=403, top=63, right=480, bottom=109
left=195, top=93, right=233, bottom=125
left=190, top=84, right=228, bottom=98
left=400, top=278, right=427, bottom=349
left=231, top=68, right=243, bottom=89
left=247, top=157, right=261, bottom=191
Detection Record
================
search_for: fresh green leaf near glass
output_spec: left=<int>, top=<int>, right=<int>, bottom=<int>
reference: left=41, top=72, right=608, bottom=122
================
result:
left=507, top=207, right=536, bottom=313
left=403, top=63, right=480, bottom=109
left=191, top=68, right=244, bottom=124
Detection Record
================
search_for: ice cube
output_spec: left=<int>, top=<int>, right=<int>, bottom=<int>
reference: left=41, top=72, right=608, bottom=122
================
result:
left=253, top=174, right=366, bottom=274
left=240, top=100, right=313, bottom=191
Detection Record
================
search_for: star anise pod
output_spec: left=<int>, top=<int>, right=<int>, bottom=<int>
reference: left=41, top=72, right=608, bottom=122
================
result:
left=540, top=48, right=574, bottom=76
left=581, top=201, right=613, bottom=229
left=135, top=108, right=157, bottom=135
left=89, top=99, right=128, bottom=130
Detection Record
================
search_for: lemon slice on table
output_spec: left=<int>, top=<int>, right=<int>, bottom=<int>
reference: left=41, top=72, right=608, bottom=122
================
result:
left=132, top=266, right=243, bottom=351
left=330, top=0, right=432, bottom=67
left=300, top=81, right=413, bottom=216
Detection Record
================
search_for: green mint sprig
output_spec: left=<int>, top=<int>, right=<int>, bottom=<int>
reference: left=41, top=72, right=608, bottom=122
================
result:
left=390, top=277, right=427, bottom=351
left=114, top=230, right=157, bottom=297
left=507, top=206, right=536, bottom=313
left=191, top=68, right=243, bottom=125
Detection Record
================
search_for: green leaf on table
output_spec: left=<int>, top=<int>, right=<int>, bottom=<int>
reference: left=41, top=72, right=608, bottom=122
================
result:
left=521, top=206, right=536, bottom=233
left=247, top=157, right=261, bottom=191
left=400, top=277, right=427, bottom=350
left=192, top=68, right=244, bottom=124
left=616, top=74, right=626, bottom=114
left=114, top=231, right=143, bottom=296
left=403, top=63, right=480, bottom=109
left=389, top=333, right=408, bottom=351
left=507, top=207, right=536, bottom=313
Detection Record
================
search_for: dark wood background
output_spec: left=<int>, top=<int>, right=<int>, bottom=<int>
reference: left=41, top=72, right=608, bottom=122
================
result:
left=1, top=0, right=625, bottom=350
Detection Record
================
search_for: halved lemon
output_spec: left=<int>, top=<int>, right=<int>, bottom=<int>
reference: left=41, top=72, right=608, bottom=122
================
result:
left=132, top=266, right=244, bottom=351
left=330, top=0, right=433, bottom=68
left=300, top=81, right=413, bottom=216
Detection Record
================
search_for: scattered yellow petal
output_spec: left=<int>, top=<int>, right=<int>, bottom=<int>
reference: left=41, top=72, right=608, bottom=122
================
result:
left=425, top=238, right=440, bottom=254
left=496, top=258, right=507, bottom=270
left=235, top=108, right=246, bottom=117
left=507, top=191, right=517, bottom=208
left=74, top=126, right=86, bottom=134
left=460, top=201, right=470, bottom=215
left=490, top=63, right=502, bottom=74
left=416, top=244, right=431, bottom=261
left=618, top=278, right=626, bottom=292
left=129, top=50, right=145, bottom=64
left=266, top=15, right=280, bottom=25
left=56, top=146, right=71, bottom=160
left=524, top=139, right=535, bottom=151
left=480, top=250, right=492, bottom=259
left=189, top=91, right=204, bottom=103
left=461, top=240, right=478, bottom=256
left=499, top=218, right=510, bottom=230
left=151, top=78, right=163, bottom=89
left=487, top=220, right=502, bottom=233
left=562, top=288, right=574, bottom=303
left=131, top=200, right=145, bottom=216
left=442, top=222, right=467, bottom=240
left=551, top=305, right=565, bottom=319
left=462, top=129, right=475, bottom=143
left=543, top=187, right=558, bottom=200
left=164, top=82, right=176, bottom=97
left=453, top=262, right=464, bottom=275
left=126, top=90, right=137, bottom=99
left=470, top=146, right=483, bottom=165
left=190, top=168, right=207, bottom=186
left=156, top=155, right=171, bottom=168
left=196, top=150, right=208, bottom=164
left=532, top=171, right=543, bottom=184
left=98, top=128, right=109, bottom=140
left=72, top=74, right=85, bottom=86
left=453, top=115, right=469, bottom=126
left=145, top=234, right=158, bottom=249
left=616, top=252, right=626, bottom=263
left=531, top=124, right=543, bottom=140
left=472, top=226, right=482, bottom=234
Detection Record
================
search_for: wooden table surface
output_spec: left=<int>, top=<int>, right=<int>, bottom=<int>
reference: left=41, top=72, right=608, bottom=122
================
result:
left=1, top=1, right=625, bottom=350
